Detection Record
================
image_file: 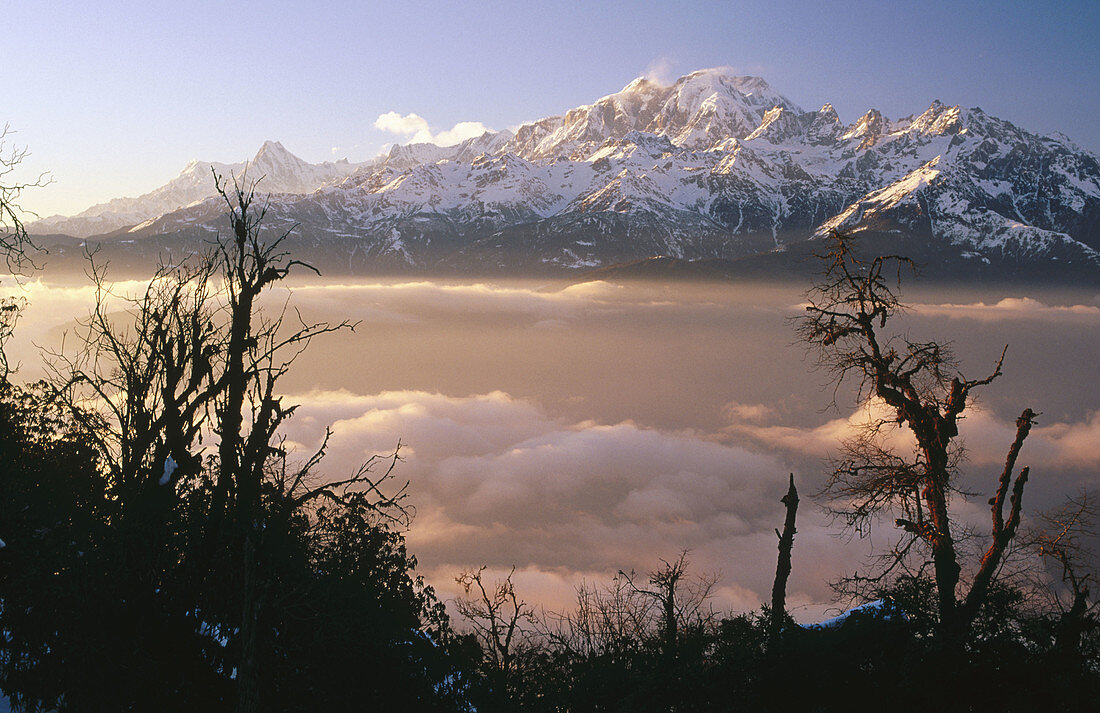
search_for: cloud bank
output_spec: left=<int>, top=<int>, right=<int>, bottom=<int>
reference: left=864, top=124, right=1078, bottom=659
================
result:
left=6, top=277, right=1097, bottom=619
left=910, top=296, right=1100, bottom=322
left=281, top=388, right=842, bottom=615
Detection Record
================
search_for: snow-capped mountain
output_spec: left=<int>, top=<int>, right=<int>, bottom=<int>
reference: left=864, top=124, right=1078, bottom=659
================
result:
left=29, top=141, right=361, bottom=238
left=33, top=68, right=1100, bottom=278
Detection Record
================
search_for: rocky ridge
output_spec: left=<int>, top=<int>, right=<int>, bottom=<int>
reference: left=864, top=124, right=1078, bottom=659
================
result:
left=31, top=69, right=1100, bottom=278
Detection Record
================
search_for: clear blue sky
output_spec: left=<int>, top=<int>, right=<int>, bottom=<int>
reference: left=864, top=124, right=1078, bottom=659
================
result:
left=8, top=0, right=1100, bottom=217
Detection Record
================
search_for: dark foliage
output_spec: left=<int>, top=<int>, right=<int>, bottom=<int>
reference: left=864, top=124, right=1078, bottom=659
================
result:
left=0, top=178, right=473, bottom=712
left=463, top=585, right=1100, bottom=713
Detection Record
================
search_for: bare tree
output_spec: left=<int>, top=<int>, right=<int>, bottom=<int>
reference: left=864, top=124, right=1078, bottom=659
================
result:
left=0, top=123, right=48, bottom=273
left=540, top=575, right=658, bottom=659
left=797, top=230, right=1036, bottom=642
left=619, top=551, right=719, bottom=652
left=0, top=125, right=49, bottom=378
left=1026, top=491, right=1099, bottom=660
left=454, top=565, right=537, bottom=679
left=48, top=172, right=414, bottom=712
left=0, top=296, right=24, bottom=380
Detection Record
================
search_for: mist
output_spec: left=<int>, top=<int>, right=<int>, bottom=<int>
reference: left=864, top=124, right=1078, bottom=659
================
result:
left=7, top=275, right=1099, bottom=620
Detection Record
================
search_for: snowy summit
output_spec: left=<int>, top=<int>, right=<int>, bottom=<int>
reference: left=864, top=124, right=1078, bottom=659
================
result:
left=29, top=68, right=1100, bottom=279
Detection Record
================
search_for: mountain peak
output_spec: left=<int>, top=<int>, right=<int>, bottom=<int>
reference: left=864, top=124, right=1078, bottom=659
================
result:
left=675, top=70, right=782, bottom=102
left=29, top=68, right=1100, bottom=281
left=620, top=76, right=662, bottom=94
left=806, top=103, right=843, bottom=145
left=680, top=67, right=762, bottom=83
left=251, top=139, right=296, bottom=163
left=843, top=109, right=886, bottom=148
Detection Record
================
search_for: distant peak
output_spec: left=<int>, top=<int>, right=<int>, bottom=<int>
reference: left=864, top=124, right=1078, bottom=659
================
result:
left=252, top=140, right=293, bottom=160
left=248, top=140, right=309, bottom=170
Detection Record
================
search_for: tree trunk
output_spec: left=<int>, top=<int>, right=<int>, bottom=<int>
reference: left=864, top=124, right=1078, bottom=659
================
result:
left=1054, top=589, right=1093, bottom=662
left=237, top=532, right=262, bottom=713
left=770, top=474, right=798, bottom=642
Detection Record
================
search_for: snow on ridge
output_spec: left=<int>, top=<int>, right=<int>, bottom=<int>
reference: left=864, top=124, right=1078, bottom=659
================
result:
left=30, top=141, right=363, bottom=238
left=30, top=67, right=1100, bottom=275
left=816, top=157, right=943, bottom=235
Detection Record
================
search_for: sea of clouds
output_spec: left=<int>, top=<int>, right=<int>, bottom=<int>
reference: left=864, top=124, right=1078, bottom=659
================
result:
left=4, top=275, right=1098, bottom=620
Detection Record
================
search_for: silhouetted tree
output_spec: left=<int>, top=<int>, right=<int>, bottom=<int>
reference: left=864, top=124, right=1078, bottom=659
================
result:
left=0, top=382, right=111, bottom=712
left=0, top=123, right=47, bottom=273
left=540, top=574, right=657, bottom=660
left=0, top=173, right=465, bottom=712
left=797, top=230, right=1036, bottom=643
left=0, top=124, right=48, bottom=378
left=619, top=551, right=719, bottom=653
left=769, top=474, right=799, bottom=643
left=1027, top=491, right=1099, bottom=662
left=455, top=566, right=537, bottom=684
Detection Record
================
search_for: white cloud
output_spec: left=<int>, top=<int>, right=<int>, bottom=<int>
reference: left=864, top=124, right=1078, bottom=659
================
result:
left=279, top=388, right=849, bottom=615
left=373, top=111, right=491, bottom=147
left=373, top=111, right=433, bottom=143
left=910, top=297, right=1100, bottom=322
left=725, top=397, right=913, bottom=459
left=432, top=121, right=492, bottom=146
left=278, top=279, right=638, bottom=325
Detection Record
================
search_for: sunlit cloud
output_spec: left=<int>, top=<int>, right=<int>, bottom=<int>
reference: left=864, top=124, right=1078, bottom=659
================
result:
left=433, top=121, right=492, bottom=146
left=279, top=278, right=698, bottom=325
left=725, top=397, right=914, bottom=458
left=722, top=401, right=778, bottom=424
left=373, top=111, right=491, bottom=147
left=7, top=277, right=1097, bottom=620
left=374, top=111, right=433, bottom=143
left=910, top=296, right=1100, bottom=322
left=725, top=397, right=1100, bottom=473
left=278, top=388, right=850, bottom=616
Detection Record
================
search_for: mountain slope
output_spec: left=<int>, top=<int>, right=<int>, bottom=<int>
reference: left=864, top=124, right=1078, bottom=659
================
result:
left=29, top=141, right=361, bottom=238
left=33, top=69, right=1100, bottom=279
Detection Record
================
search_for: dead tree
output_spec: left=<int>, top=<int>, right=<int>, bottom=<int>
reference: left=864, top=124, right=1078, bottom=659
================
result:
left=0, top=123, right=48, bottom=273
left=769, top=474, right=799, bottom=642
left=454, top=566, right=536, bottom=679
left=48, top=172, right=412, bottom=713
left=796, top=230, right=1036, bottom=642
left=620, top=551, right=719, bottom=653
left=0, top=125, right=49, bottom=377
left=1029, top=491, right=1099, bottom=660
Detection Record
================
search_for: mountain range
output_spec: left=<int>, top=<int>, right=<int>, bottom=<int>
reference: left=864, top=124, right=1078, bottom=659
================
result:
left=29, top=68, right=1100, bottom=280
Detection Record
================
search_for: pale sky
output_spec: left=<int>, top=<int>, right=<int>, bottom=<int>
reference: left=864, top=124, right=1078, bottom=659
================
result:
left=7, top=0, right=1100, bottom=218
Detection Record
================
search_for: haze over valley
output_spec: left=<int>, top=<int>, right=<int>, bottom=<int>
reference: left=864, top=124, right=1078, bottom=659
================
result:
left=8, top=275, right=1098, bottom=615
